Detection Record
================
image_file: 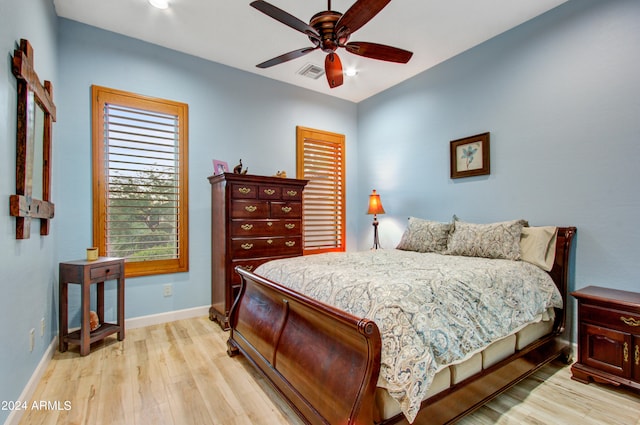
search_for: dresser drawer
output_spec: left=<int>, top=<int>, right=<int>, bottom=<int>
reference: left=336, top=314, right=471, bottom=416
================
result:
left=282, top=187, right=303, bottom=201
left=231, top=238, right=273, bottom=258
left=230, top=259, right=273, bottom=285
left=258, top=185, right=282, bottom=199
left=270, top=202, right=302, bottom=218
left=231, top=219, right=302, bottom=237
left=231, top=200, right=269, bottom=218
left=231, top=236, right=302, bottom=258
left=231, top=183, right=258, bottom=199
left=581, top=304, right=640, bottom=333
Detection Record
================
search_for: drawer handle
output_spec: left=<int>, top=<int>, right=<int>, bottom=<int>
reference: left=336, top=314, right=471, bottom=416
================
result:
left=244, top=205, right=257, bottom=213
left=636, top=344, right=639, bottom=367
left=287, top=190, right=298, bottom=196
left=281, top=206, right=292, bottom=213
left=264, top=188, right=275, bottom=195
left=267, top=221, right=273, bottom=227
left=285, top=241, right=295, bottom=247
left=105, top=269, right=110, bottom=274
left=238, top=187, right=251, bottom=194
left=267, top=239, right=273, bottom=244
left=285, top=223, right=295, bottom=229
left=241, top=243, right=253, bottom=250
left=241, top=224, right=253, bottom=231
left=620, top=316, right=640, bottom=327
left=624, top=342, right=629, bottom=363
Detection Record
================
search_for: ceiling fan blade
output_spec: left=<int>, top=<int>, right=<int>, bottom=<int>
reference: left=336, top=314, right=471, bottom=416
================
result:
left=250, top=1, right=320, bottom=41
left=256, top=46, right=318, bottom=68
left=345, top=41, right=413, bottom=63
left=336, top=0, right=391, bottom=38
left=325, top=52, right=344, bottom=88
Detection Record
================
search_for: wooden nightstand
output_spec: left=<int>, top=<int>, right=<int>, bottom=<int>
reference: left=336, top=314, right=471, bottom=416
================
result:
left=59, top=257, right=125, bottom=356
left=571, top=286, right=640, bottom=390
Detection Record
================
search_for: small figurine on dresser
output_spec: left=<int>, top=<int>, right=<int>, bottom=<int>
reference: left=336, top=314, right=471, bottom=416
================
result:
left=233, top=159, right=248, bottom=174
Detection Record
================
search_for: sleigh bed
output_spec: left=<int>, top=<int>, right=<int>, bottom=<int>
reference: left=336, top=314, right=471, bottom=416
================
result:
left=226, top=220, right=576, bottom=425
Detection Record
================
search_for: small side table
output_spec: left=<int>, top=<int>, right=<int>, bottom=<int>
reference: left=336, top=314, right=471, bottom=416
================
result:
left=59, top=257, right=125, bottom=356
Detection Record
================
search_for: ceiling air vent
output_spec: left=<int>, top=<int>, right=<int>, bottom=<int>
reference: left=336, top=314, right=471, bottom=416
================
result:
left=297, top=63, right=325, bottom=80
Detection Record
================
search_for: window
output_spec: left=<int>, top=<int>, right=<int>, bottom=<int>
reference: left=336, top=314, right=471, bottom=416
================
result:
left=296, top=126, right=346, bottom=254
left=92, top=86, right=188, bottom=277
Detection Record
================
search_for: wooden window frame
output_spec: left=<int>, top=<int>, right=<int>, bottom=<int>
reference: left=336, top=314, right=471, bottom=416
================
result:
left=296, top=126, right=346, bottom=254
left=92, top=85, right=189, bottom=277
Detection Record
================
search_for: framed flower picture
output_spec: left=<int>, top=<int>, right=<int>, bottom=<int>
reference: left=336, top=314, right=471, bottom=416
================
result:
left=450, top=132, right=490, bottom=179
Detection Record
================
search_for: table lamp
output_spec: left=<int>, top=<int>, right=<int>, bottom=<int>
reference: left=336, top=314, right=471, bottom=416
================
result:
left=367, top=189, right=385, bottom=249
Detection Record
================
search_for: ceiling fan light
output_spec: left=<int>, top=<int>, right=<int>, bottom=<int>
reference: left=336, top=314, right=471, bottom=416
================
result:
left=149, top=0, right=169, bottom=10
left=345, top=68, right=358, bottom=77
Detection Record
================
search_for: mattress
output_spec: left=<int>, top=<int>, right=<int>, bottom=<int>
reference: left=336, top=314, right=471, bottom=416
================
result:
left=374, top=315, right=555, bottom=419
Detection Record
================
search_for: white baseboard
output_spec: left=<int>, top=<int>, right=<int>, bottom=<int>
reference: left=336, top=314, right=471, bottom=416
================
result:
left=5, top=338, right=57, bottom=425
left=125, top=305, right=210, bottom=329
left=4, top=305, right=211, bottom=425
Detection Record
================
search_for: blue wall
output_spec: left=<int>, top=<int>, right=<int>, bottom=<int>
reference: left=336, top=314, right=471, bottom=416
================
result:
left=54, top=18, right=359, bottom=321
left=0, top=0, right=58, bottom=422
left=358, top=0, right=640, bottom=294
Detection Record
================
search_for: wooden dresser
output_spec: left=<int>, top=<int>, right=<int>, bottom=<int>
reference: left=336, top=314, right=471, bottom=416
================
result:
left=571, top=285, right=640, bottom=391
left=208, top=173, right=308, bottom=329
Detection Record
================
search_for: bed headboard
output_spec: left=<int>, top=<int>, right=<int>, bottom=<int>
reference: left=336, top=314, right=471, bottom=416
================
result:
left=549, top=226, right=577, bottom=334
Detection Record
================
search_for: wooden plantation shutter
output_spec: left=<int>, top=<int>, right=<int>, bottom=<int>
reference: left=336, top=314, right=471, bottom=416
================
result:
left=92, top=86, right=189, bottom=277
left=296, top=126, right=346, bottom=254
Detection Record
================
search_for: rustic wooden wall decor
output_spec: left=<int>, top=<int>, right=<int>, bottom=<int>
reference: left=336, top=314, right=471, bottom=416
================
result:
left=10, top=39, right=56, bottom=239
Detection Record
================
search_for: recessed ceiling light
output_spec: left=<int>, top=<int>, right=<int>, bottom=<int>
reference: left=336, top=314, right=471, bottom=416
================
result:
left=149, top=0, right=169, bottom=9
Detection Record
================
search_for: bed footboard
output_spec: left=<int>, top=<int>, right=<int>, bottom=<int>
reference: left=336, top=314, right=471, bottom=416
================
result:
left=228, top=267, right=382, bottom=425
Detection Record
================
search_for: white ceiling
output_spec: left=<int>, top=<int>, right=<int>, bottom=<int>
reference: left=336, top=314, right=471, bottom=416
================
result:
left=53, top=0, right=567, bottom=103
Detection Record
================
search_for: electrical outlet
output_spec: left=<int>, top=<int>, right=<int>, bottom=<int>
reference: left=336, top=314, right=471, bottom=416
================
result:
left=41, top=318, right=45, bottom=336
left=163, top=284, right=172, bottom=297
left=29, top=328, right=35, bottom=352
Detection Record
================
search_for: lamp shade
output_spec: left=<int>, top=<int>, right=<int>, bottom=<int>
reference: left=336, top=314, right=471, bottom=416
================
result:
left=367, top=190, right=385, bottom=215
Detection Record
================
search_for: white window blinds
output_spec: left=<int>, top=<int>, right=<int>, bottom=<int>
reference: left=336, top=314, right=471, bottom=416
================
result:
left=296, top=127, right=346, bottom=254
left=103, top=104, right=181, bottom=261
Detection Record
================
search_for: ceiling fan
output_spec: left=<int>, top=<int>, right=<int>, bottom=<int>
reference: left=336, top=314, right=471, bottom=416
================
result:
left=250, top=0, right=413, bottom=88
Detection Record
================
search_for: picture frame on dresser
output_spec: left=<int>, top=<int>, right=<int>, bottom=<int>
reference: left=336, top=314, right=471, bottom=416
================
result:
left=212, top=159, right=229, bottom=175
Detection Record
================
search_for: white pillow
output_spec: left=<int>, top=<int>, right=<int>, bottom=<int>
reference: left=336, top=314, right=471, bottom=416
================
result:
left=520, top=226, right=558, bottom=271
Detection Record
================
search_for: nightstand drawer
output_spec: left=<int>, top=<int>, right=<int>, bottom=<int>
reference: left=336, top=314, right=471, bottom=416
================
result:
left=89, top=263, right=122, bottom=281
left=581, top=304, right=640, bottom=333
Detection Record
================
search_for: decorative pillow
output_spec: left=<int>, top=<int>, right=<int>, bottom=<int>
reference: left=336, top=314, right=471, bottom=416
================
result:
left=396, top=217, right=451, bottom=253
left=446, top=218, right=527, bottom=260
left=520, top=226, right=558, bottom=271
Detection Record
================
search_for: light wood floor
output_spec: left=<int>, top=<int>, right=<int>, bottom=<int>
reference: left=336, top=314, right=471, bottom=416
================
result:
left=19, top=316, right=640, bottom=425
